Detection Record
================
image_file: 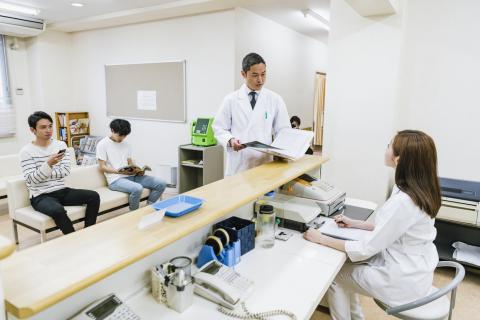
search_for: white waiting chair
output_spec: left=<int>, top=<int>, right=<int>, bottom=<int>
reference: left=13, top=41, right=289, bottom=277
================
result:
left=374, top=261, right=465, bottom=320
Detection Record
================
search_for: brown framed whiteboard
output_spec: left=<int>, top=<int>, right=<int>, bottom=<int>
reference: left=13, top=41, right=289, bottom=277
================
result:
left=105, top=60, right=186, bottom=122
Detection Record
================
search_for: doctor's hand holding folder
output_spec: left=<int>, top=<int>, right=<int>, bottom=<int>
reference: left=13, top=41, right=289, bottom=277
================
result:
left=241, top=128, right=314, bottom=161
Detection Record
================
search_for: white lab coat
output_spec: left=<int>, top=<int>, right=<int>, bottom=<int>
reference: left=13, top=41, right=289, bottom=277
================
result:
left=343, top=185, right=439, bottom=307
left=213, top=84, right=290, bottom=176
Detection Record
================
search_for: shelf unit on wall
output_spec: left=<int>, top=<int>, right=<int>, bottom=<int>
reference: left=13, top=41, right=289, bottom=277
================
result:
left=178, top=144, right=224, bottom=193
left=55, top=112, right=90, bottom=147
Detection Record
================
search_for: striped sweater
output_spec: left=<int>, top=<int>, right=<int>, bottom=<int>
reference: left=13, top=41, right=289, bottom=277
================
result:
left=19, top=140, right=71, bottom=198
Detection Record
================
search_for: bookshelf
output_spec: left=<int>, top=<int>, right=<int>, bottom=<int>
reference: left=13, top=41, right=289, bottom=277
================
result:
left=55, top=112, right=90, bottom=147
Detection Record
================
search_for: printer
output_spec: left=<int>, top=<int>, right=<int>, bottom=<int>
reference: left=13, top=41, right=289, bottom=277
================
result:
left=256, top=175, right=346, bottom=232
left=438, top=177, right=480, bottom=226
left=280, top=175, right=346, bottom=216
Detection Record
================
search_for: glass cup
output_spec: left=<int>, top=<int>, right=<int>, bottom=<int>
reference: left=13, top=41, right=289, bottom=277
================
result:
left=257, top=204, right=275, bottom=248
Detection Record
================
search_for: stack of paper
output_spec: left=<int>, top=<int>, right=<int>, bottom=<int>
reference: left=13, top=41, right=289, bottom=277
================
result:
left=244, top=128, right=314, bottom=161
left=452, top=241, right=480, bottom=266
left=319, top=219, right=372, bottom=241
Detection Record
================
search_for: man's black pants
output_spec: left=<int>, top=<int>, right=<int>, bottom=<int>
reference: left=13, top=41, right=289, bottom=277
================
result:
left=31, top=188, right=100, bottom=234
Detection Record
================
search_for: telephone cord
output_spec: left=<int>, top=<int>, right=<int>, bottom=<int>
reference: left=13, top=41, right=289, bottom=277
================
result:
left=217, top=302, right=297, bottom=320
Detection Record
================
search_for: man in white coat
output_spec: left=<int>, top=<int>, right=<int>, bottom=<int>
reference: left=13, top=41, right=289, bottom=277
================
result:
left=213, top=53, right=290, bottom=176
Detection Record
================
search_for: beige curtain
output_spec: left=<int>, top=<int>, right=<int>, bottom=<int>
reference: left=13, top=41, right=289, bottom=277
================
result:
left=313, top=73, right=326, bottom=146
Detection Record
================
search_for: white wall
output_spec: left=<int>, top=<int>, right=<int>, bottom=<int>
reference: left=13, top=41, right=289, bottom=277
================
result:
left=234, top=8, right=327, bottom=128
left=396, top=0, right=480, bottom=182
left=68, top=11, right=236, bottom=171
left=324, top=0, right=480, bottom=205
left=2, top=8, right=327, bottom=178
left=26, top=30, right=73, bottom=112
left=0, top=38, right=35, bottom=154
left=322, top=0, right=404, bottom=204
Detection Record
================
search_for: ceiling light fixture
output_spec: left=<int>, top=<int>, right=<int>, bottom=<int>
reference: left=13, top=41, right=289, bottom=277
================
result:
left=71, top=2, right=84, bottom=7
left=302, top=9, right=329, bottom=31
left=0, top=1, right=40, bottom=16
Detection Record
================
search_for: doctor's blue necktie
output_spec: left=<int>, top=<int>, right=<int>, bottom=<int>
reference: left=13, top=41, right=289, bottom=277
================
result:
left=249, top=91, right=257, bottom=109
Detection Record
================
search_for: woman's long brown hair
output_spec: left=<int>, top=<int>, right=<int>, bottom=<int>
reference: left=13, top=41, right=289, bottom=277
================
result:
left=392, top=130, right=441, bottom=218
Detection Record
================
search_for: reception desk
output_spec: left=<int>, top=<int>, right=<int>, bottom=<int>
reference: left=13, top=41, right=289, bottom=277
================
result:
left=2, top=155, right=330, bottom=319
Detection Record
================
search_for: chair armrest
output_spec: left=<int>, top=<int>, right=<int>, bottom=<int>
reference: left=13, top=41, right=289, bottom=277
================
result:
left=386, top=261, right=465, bottom=315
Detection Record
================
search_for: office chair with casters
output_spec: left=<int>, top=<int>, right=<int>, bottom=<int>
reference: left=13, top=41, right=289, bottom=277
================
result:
left=374, top=261, right=465, bottom=320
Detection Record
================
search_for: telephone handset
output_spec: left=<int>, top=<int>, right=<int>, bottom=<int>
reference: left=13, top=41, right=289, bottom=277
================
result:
left=193, top=260, right=253, bottom=310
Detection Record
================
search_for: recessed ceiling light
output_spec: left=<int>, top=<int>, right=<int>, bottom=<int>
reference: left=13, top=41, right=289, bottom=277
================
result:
left=71, top=2, right=84, bottom=7
left=0, top=1, right=40, bottom=16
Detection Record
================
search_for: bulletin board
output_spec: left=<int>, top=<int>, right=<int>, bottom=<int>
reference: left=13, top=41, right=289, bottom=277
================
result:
left=105, top=61, right=186, bottom=122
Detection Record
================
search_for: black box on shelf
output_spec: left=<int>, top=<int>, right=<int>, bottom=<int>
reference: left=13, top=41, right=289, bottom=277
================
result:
left=213, top=216, right=255, bottom=256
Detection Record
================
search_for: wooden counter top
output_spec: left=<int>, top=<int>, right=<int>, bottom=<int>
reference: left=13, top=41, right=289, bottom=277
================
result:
left=2, top=155, right=327, bottom=318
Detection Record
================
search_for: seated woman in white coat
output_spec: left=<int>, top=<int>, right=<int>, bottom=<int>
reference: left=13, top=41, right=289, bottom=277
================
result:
left=304, top=130, right=441, bottom=320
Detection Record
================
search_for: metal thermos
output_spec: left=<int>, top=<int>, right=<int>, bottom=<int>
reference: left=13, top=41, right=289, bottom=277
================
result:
left=164, top=256, right=194, bottom=313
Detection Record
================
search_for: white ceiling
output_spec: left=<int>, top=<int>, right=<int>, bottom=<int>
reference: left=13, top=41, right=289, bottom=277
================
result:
left=0, top=0, right=330, bottom=41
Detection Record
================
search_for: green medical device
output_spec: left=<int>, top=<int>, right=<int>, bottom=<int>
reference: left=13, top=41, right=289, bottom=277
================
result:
left=191, top=118, right=216, bottom=146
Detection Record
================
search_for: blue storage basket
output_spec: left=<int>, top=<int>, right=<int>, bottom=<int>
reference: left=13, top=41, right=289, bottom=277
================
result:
left=214, top=216, right=255, bottom=255
left=151, top=195, right=204, bottom=217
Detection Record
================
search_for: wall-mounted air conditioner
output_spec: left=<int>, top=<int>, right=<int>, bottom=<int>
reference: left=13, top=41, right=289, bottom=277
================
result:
left=0, top=12, right=44, bottom=37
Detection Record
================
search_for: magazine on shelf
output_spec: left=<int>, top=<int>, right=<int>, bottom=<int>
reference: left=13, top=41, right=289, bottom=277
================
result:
left=81, top=154, right=97, bottom=166
left=69, top=118, right=89, bottom=134
left=243, top=128, right=314, bottom=161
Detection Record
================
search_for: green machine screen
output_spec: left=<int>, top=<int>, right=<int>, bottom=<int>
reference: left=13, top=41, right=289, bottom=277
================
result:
left=191, top=117, right=216, bottom=146
left=194, top=118, right=210, bottom=134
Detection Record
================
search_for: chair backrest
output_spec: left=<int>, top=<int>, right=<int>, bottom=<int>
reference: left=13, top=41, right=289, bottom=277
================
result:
left=64, top=164, right=107, bottom=190
left=0, top=154, right=21, bottom=177
left=6, top=176, right=30, bottom=219
left=67, top=147, right=77, bottom=167
left=0, top=147, right=76, bottom=178
left=385, top=261, right=465, bottom=315
left=6, top=164, right=107, bottom=219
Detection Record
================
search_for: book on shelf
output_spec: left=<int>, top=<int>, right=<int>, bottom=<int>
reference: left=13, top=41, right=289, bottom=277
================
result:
left=59, top=127, right=67, bottom=141
left=181, top=159, right=203, bottom=166
left=58, top=114, right=66, bottom=127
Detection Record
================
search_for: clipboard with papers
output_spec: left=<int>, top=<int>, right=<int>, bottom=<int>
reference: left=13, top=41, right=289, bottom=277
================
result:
left=319, top=219, right=372, bottom=241
left=242, top=128, right=314, bottom=161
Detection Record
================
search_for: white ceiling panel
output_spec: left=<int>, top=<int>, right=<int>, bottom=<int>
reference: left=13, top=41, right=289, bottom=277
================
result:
left=0, top=0, right=330, bottom=41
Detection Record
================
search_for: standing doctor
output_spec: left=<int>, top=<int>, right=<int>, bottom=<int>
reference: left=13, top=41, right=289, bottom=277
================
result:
left=213, top=53, right=290, bottom=176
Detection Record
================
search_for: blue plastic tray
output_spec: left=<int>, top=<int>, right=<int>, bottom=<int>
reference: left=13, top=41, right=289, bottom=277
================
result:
left=151, top=195, right=204, bottom=217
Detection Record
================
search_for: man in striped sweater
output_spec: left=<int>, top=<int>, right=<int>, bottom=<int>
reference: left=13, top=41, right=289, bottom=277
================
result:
left=19, top=111, right=100, bottom=235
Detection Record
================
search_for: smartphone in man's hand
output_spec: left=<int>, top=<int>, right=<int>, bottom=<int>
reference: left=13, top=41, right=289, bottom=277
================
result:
left=57, top=149, right=66, bottom=154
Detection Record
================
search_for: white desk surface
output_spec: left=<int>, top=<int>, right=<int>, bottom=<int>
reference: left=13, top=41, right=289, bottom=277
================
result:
left=128, top=198, right=377, bottom=320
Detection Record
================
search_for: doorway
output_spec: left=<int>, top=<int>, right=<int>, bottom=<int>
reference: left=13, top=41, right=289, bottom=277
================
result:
left=313, top=72, right=326, bottom=152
